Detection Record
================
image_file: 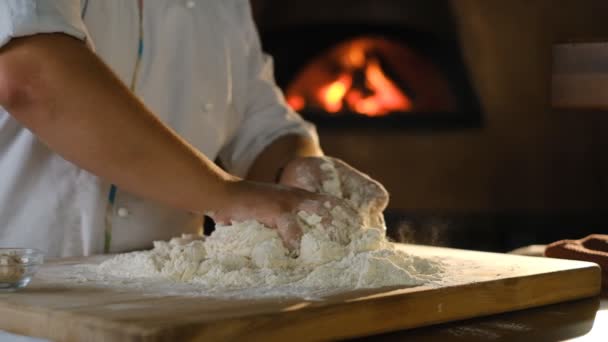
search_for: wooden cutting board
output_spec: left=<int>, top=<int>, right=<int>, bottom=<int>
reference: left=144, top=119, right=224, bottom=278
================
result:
left=0, top=244, right=601, bottom=342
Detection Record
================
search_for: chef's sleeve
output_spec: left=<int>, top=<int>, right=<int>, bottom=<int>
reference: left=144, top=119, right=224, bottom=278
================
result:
left=218, top=1, right=319, bottom=178
left=0, top=0, right=89, bottom=49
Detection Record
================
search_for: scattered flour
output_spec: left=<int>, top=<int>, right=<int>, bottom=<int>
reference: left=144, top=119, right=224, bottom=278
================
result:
left=97, top=158, right=443, bottom=296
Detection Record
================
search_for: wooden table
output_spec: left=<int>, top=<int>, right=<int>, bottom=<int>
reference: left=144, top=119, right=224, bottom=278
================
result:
left=0, top=245, right=601, bottom=341
left=352, top=295, right=608, bottom=341
left=3, top=296, right=605, bottom=341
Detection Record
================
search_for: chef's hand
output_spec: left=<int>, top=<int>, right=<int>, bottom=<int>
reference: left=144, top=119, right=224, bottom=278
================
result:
left=278, top=156, right=389, bottom=227
left=209, top=181, right=359, bottom=250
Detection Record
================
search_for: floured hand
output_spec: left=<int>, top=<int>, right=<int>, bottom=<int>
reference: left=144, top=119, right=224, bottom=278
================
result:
left=279, top=156, right=389, bottom=228
left=208, top=181, right=359, bottom=250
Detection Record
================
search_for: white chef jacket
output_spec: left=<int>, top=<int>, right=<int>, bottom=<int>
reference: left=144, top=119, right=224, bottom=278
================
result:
left=0, top=0, right=317, bottom=258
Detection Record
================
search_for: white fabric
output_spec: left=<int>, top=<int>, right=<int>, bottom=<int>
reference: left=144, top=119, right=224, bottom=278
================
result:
left=0, top=0, right=88, bottom=47
left=0, top=0, right=317, bottom=258
left=0, top=332, right=48, bottom=342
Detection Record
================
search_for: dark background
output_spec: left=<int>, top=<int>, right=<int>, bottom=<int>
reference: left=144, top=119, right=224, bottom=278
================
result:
left=247, top=0, right=608, bottom=252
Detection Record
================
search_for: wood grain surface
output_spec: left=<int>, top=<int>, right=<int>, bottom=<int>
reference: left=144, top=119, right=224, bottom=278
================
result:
left=0, top=244, right=601, bottom=341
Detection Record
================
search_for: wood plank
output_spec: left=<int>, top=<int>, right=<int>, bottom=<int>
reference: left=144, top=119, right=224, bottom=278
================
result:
left=0, top=244, right=601, bottom=341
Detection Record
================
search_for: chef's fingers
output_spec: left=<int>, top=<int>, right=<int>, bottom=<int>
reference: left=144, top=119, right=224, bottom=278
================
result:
left=275, top=214, right=302, bottom=251
left=331, top=157, right=389, bottom=212
left=297, top=197, right=363, bottom=244
left=279, top=157, right=324, bottom=193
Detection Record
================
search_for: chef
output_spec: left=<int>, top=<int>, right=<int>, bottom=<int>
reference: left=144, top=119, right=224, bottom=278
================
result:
left=0, top=0, right=388, bottom=261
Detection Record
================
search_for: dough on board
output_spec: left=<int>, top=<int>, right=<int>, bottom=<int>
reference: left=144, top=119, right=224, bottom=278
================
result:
left=98, top=158, right=442, bottom=292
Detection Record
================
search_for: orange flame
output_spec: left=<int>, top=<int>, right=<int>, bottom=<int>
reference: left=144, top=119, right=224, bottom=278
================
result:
left=318, top=74, right=352, bottom=113
left=287, top=43, right=412, bottom=117
left=356, top=58, right=412, bottom=116
left=287, top=94, right=305, bottom=111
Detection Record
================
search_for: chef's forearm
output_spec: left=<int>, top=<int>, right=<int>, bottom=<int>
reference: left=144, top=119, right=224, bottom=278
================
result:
left=0, top=34, right=236, bottom=214
left=247, top=134, right=323, bottom=183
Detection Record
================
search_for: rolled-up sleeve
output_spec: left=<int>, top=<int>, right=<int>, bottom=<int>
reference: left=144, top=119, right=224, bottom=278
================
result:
left=0, top=0, right=88, bottom=49
left=218, top=1, right=319, bottom=178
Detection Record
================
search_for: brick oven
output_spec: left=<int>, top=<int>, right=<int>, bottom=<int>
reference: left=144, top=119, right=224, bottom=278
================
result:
left=254, top=0, right=480, bottom=128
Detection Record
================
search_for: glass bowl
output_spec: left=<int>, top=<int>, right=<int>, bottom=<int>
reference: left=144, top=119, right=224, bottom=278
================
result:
left=0, top=248, right=44, bottom=292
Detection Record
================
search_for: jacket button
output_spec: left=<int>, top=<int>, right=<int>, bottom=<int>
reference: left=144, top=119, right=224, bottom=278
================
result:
left=117, top=207, right=130, bottom=218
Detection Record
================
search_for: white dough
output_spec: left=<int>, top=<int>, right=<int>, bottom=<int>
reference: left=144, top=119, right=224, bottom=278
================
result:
left=98, top=158, right=442, bottom=293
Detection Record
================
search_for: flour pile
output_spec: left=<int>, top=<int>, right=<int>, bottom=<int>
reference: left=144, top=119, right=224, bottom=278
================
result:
left=98, top=158, right=442, bottom=292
